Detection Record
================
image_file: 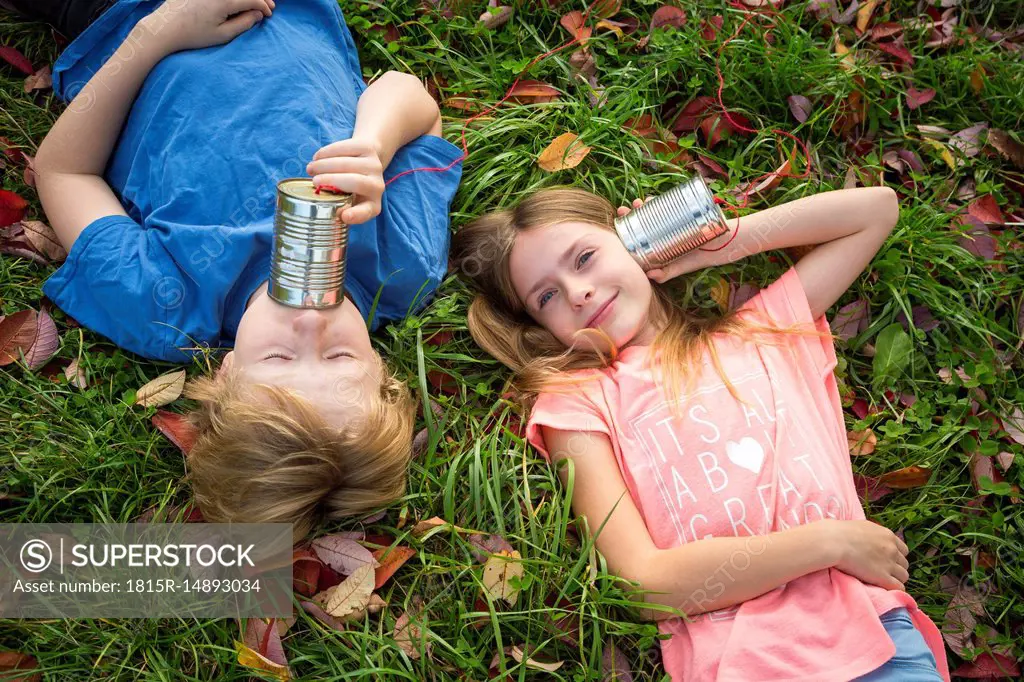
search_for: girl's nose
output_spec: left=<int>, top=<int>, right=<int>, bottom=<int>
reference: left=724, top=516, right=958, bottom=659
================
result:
left=292, top=309, right=328, bottom=337
left=569, top=280, right=594, bottom=307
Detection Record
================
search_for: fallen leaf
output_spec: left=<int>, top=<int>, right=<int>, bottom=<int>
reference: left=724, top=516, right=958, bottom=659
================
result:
left=996, top=451, right=1015, bottom=472
left=0, top=189, right=29, bottom=227
left=969, top=451, right=1004, bottom=496
left=951, top=652, right=1020, bottom=679
left=64, top=358, right=87, bottom=388
left=592, top=0, right=622, bottom=17
left=650, top=6, right=687, bottom=32
left=292, top=548, right=321, bottom=596
left=669, top=96, right=715, bottom=133
left=968, top=64, right=985, bottom=94
left=317, top=564, right=374, bottom=620
left=787, top=95, right=813, bottom=123
left=595, top=19, right=624, bottom=39
left=0, top=45, right=34, bottom=75
left=920, top=137, right=956, bottom=171
left=394, top=599, right=431, bottom=660
left=987, top=129, right=1024, bottom=169
left=878, top=465, right=931, bottom=489
left=235, top=641, right=291, bottom=681
left=869, top=21, right=903, bottom=40
left=905, top=87, right=936, bottom=110
left=876, top=40, right=914, bottom=65
left=242, top=618, right=288, bottom=668
left=135, top=369, right=187, bottom=407
left=967, top=195, right=1004, bottom=225
left=482, top=549, right=524, bottom=605
left=949, top=123, right=988, bottom=161
left=23, top=66, right=51, bottom=93
left=537, top=132, right=591, bottom=172
left=20, top=220, right=66, bottom=261
left=847, top=428, right=878, bottom=456
left=559, top=10, right=591, bottom=44
left=0, top=309, right=38, bottom=366
left=426, top=368, right=459, bottom=395
left=852, top=473, right=895, bottom=502
left=1001, top=406, right=1024, bottom=446
left=0, top=650, right=41, bottom=682
left=478, top=5, right=513, bottom=30
left=23, top=309, right=59, bottom=370
left=311, top=535, right=376, bottom=576
left=601, top=639, right=634, bottom=681
left=856, top=0, right=879, bottom=33
left=300, top=600, right=347, bottom=631
left=468, top=533, right=515, bottom=563
left=509, top=79, right=560, bottom=103
left=151, top=410, right=197, bottom=454
left=510, top=645, right=564, bottom=672
left=373, top=545, right=416, bottom=588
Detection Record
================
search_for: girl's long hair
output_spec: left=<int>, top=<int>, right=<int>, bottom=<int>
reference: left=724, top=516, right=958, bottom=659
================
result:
left=450, top=187, right=834, bottom=416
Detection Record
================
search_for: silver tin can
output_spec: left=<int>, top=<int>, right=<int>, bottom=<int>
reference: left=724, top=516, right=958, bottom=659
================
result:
left=614, top=175, right=730, bottom=270
left=268, top=178, right=353, bottom=308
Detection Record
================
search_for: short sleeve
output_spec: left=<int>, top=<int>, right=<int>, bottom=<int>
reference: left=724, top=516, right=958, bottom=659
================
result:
left=525, top=385, right=612, bottom=461
left=738, top=265, right=838, bottom=380
left=345, top=134, right=463, bottom=331
left=41, top=215, right=209, bottom=363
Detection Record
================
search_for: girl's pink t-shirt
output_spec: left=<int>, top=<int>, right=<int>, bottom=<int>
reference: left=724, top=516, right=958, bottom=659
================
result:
left=525, top=266, right=949, bottom=682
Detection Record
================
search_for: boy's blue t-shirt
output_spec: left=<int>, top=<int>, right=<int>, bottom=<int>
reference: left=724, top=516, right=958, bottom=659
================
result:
left=42, top=0, right=463, bottom=362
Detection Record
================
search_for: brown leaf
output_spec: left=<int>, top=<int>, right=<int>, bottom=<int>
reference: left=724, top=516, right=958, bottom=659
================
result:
left=64, top=358, right=87, bottom=388
left=482, top=549, right=524, bottom=605
left=311, top=535, right=376, bottom=575
left=968, top=195, right=1004, bottom=225
left=242, top=618, right=288, bottom=668
left=878, top=465, right=931, bottom=489
left=394, top=599, right=431, bottom=660
left=601, top=638, right=634, bottom=681
left=847, top=428, right=878, bottom=456
left=969, top=64, right=985, bottom=94
left=592, top=0, right=621, bottom=17
left=650, top=5, right=687, bottom=32
left=151, top=410, right=197, bottom=454
left=949, top=123, right=988, bottom=161
left=537, top=132, right=591, bottom=172
left=509, top=79, right=560, bottom=104
left=373, top=545, right=416, bottom=589
left=787, top=95, right=812, bottom=123
left=1001, top=406, right=1024, bottom=446
left=869, top=21, right=903, bottom=41
left=559, top=11, right=591, bottom=44
left=510, top=645, right=563, bottom=672
left=0, top=309, right=38, bottom=366
left=830, top=299, right=870, bottom=341
left=0, top=650, right=41, bottom=682
left=987, top=129, right=1024, bottom=169
left=855, top=0, right=879, bottom=33
left=20, top=220, right=66, bottom=261
left=468, top=533, right=515, bottom=563
left=135, top=369, right=187, bottom=407
left=24, top=309, right=58, bottom=370
left=478, top=5, right=513, bottom=30
left=23, top=66, right=51, bottom=93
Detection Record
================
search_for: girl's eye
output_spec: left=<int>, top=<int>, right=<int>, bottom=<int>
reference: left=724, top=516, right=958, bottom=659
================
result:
left=538, top=290, right=554, bottom=309
left=326, top=352, right=352, bottom=360
left=577, top=250, right=594, bottom=268
left=263, top=352, right=289, bottom=360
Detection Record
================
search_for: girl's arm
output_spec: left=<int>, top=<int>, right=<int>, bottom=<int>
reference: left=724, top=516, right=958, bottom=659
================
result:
left=34, top=0, right=273, bottom=251
left=542, top=426, right=909, bottom=620
left=646, top=186, right=900, bottom=320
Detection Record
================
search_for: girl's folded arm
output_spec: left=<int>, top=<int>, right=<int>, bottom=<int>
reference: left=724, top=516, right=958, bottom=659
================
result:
left=542, top=426, right=844, bottom=621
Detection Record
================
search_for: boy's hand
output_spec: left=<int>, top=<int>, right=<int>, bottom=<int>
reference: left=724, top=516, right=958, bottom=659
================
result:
left=146, top=0, right=274, bottom=53
left=306, top=138, right=386, bottom=225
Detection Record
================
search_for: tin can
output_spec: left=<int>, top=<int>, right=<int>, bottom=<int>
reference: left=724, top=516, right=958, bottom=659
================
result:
left=613, top=175, right=730, bottom=270
left=268, top=178, right=353, bottom=308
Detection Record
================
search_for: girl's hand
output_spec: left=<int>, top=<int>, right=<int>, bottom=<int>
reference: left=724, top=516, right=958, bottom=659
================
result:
left=616, top=197, right=646, bottom=218
left=830, top=519, right=910, bottom=591
left=306, top=138, right=386, bottom=225
left=147, top=0, right=274, bottom=54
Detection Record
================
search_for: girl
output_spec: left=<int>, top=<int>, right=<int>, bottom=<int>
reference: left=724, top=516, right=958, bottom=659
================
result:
left=8, top=0, right=462, bottom=541
left=450, top=186, right=949, bottom=681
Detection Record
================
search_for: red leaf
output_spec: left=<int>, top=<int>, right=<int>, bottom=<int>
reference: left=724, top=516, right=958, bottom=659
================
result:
left=970, top=452, right=1004, bottom=496
left=905, top=87, right=936, bottom=110
left=0, top=309, right=38, bottom=367
left=869, top=22, right=904, bottom=41
left=0, top=189, right=29, bottom=228
left=559, top=11, right=592, bottom=43
left=242, top=618, right=288, bottom=667
left=650, top=6, right=687, bottom=31
left=509, top=79, right=560, bottom=103
left=0, top=45, right=35, bottom=75
left=0, top=650, right=40, bottom=682
left=876, top=41, right=914, bottom=65
left=292, top=548, right=322, bottom=597
left=372, top=545, right=416, bottom=589
left=317, top=563, right=343, bottom=592
left=427, top=369, right=459, bottom=395
left=967, top=195, right=1004, bottom=225
left=700, top=15, right=723, bottom=41
left=669, top=96, right=715, bottom=133
left=23, top=309, right=58, bottom=370
left=424, top=330, right=453, bottom=346
left=852, top=473, right=895, bottom=502
left=951, top=652, right=1021, bottom=678
left=151, top=410, right=197, bottom=455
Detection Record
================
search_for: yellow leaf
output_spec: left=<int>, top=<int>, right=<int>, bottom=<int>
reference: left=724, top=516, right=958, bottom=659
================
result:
left=235, top=641, right=291, bottom=681
left=537, top=132, right=592, bottom=172
left=709, top=276, right=730, bottom=314
left=411, top=516, right=469, bottom=537
left=510, top=646, right=564, bottom=672
left=847, top=428, right=878, bottom=456
left=135, top=369, right=186, bottom=407
left=482, top=550, right=524, bottom=606
left=595, top=20, right=623, bottom=39
left=319, top=564, right=374, bottom=620
left=835, top=36, right=854, bottom=70
left=920, top=138, right=956, bottom=171
left=856, top=0, right=879, bottom=33
left=969, top=64, right=985, bottom=94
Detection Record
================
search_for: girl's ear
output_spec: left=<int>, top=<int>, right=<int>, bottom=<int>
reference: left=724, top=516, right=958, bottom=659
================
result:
left=216, top=351, right=235, bottom=379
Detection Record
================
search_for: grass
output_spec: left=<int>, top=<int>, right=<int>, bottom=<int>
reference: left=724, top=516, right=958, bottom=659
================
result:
left=2, top=0, right=1024, bottom=679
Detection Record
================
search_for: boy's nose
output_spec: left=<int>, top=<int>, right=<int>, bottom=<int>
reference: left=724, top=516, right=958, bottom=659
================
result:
left=292, top=309, right=328, bottom=338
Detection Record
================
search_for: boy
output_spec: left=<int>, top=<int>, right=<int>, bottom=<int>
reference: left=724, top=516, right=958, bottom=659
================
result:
left=20, top=0, right=463, bottom=541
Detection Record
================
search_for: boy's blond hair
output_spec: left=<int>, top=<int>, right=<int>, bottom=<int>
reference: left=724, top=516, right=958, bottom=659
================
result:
left=182, top=355, right=416, bottom=543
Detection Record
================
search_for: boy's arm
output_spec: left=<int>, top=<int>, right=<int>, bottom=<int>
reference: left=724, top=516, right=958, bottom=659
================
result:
left=34, top=0, right=273, bottom=251
left=306, top=71, right=443, bottom=225
left=646, top=187, right=900, bottom=320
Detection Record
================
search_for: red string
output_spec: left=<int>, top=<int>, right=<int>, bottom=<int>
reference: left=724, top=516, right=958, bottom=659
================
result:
left=375, top=0, right=812, bottom=260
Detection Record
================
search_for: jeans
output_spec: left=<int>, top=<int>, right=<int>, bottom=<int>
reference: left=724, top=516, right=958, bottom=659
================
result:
left=852, top=608, right=945, bottom=681
left=4, top=0, right=118, bottom=40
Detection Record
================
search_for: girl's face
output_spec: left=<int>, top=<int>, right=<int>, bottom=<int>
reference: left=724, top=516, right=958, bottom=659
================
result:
left=509, top=221, right=657, bottom=352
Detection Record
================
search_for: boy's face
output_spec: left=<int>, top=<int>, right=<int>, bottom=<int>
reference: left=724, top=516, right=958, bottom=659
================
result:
left=508, top=221, right=657, bottom=353
left=224, top=286, right=383, bottom=427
